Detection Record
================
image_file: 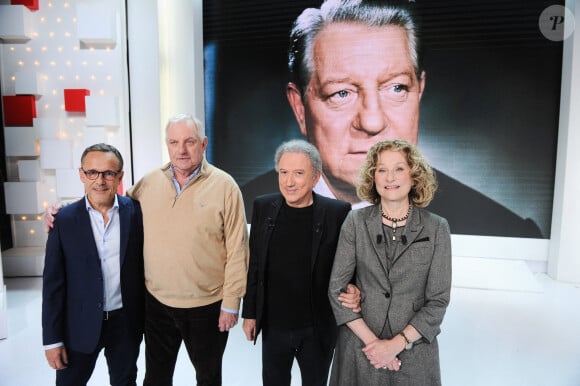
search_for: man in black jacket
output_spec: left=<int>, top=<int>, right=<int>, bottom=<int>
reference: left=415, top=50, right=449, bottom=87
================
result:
left=242, top=139, right=356, bottom=386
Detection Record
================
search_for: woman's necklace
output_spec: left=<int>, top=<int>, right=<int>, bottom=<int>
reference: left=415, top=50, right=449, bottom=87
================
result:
left=381, top=205, right=412, bottom=240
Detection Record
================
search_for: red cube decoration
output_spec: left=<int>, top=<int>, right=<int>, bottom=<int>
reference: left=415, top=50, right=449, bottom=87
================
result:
left=10, top=0, right=39, bottom=11
left=64, top=89, right=90, bottom=112
left=3, top=95, right=37, bottom=126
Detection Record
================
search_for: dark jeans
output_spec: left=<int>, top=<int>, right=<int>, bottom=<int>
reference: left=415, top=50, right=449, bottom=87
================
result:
left=262, top=325, right=333, bottom=386
left=143, top=291, right=228, bottom=386
left=56, top=309, right=141, bottom=386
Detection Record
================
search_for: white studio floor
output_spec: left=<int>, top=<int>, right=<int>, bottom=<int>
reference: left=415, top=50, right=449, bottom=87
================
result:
left=1, top=258, right=580, bottom=386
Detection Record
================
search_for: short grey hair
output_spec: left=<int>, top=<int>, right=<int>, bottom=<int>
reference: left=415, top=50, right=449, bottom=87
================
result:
left=274, top=139, right=322, bottom=174
left=288, top=0, right=420, bottom=95
left=165, top=113, right=205, bottom=138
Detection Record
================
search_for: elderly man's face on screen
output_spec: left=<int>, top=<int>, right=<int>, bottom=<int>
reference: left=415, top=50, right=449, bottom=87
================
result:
left=288, top=22, right=425, bottom=203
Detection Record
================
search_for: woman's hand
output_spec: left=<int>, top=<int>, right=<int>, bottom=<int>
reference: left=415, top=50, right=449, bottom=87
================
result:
left=362, top=337, right=403, bottom=370
left=385, top=357, right=402, bottom=371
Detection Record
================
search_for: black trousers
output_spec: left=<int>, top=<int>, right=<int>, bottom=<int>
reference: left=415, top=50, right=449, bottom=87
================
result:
left=55, top=309, right=141, bottom=386
left=261, top=325, right=334, bottom=386
left=143, top=291, right=228, bottom=386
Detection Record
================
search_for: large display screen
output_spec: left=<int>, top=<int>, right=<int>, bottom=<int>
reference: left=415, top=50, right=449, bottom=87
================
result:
left=203, top=0, right=563, bottom=238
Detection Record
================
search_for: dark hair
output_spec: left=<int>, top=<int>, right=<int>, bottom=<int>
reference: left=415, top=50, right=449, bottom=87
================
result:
left=289, top=0, right=421, bottom=95
left=357, top=139, right=437, bottom=207
left=81, top=143, right=124, bottom=170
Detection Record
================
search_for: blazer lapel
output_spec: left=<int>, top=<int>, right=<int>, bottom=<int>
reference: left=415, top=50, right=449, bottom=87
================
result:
left=365, top=205, right=390, bottom=275
left=259, top=197, right=283, bottom=272
left=310, top=194, right=325, bottom=272
left=118, top=195, right=130, bottom=268
left=74, top=200, right=100, bottom=263
left=392, top=206, right=424, bottom=264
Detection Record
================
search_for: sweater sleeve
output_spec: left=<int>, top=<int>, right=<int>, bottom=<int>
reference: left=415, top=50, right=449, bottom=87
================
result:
left=221, top=182, right=250, bottom=311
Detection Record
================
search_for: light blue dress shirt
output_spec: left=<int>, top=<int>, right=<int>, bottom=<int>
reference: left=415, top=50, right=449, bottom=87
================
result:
left=85, top=195, right=123, bottom=312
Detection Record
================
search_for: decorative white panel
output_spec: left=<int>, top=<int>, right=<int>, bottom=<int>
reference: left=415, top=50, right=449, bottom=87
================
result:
left=1, top=247, right=45, bottom=277
left=33, top=117, right=61, bottom=139
left=4, top=182, right=44, bottom=214
left=85, top=96, right=119, bottom=127
left=14, top=71, right=42, bottom=97
left=72, top=146, right=83, bottom=169
left=42, top=174, right=58, bottom=209
left=0, top=5, right=32, bottom=43
left=56, top=169, right=83, bottom=198
left=76, top=4, right=117, bottom=49
left=4, top=126, right=39, bottom=157
left=12, top=218, right=47, bottom=247
left=82, top=126, right=107, bottom=148
left=39, top=139, right=73, bottom=169
left=17, top=160, right=41, bottom=181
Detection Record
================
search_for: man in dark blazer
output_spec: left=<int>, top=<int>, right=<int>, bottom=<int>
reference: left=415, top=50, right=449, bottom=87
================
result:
left=241, top=139, right=354, bottom=386
left=42, top=143, right=144, bottom=386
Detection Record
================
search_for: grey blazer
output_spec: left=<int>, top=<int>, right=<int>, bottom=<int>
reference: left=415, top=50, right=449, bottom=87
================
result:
left=328, top=204, right=452, bottom=386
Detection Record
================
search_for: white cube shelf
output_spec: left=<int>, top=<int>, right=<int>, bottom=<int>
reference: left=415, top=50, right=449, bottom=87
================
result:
left=4, top=182, right=44, bottom=214
left=15, top=71, right=42, bottom=97
left=1, top=247, right=46, bottom=277
left=17, top=159, right=41, bottom=181
left=4, top=126, right=39, bottom=157
left=56, top=169, right=84, bottom=198
left=0, top=5, right=32, bottom=43
left=33, top=117, right=61, bottom=139
left=86, top=96, right=119, bottom=127
left=40, top=139, right=73, bottom=169
left=76, top=4, right=117, bottom=49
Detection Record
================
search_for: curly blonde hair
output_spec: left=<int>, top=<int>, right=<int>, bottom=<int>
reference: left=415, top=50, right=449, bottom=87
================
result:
left=357, top=140, right=437, bottom=207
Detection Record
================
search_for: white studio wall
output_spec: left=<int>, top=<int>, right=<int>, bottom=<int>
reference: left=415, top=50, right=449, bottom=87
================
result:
left=0, top=0, right=131, bottom=276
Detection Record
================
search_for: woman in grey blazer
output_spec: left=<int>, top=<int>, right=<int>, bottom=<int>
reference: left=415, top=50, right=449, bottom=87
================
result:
left=329, top=140, right=452, bottom=386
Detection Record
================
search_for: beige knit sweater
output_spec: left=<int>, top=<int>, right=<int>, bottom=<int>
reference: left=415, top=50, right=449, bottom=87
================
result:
left=127, top=159, right=249, bottom=310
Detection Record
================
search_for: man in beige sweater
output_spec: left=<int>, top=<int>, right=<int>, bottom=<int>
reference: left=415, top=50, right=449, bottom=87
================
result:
left=129, top=114, right=248, bottom=386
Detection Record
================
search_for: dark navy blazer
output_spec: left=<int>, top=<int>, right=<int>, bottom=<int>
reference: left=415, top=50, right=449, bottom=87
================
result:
left=42, top=195, right=144, bottom=354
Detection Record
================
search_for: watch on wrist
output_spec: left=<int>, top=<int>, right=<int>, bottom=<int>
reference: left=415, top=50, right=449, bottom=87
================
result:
left=400, top=331, right=413, bottom=350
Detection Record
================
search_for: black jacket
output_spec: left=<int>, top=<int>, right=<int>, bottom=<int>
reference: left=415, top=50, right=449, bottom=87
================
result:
left=242, top=192, right=351, bottom=352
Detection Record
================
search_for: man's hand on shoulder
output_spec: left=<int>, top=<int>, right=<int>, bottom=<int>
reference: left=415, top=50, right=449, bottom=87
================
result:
left=339, top=283, right=362, bottom=313
left=44, top=200, right=79, bottom=232
left=44, top=202, right=64, bottom=233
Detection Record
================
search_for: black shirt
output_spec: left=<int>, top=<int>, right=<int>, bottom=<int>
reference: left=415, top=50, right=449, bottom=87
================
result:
left=264, top=201, right=313, bottom=329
